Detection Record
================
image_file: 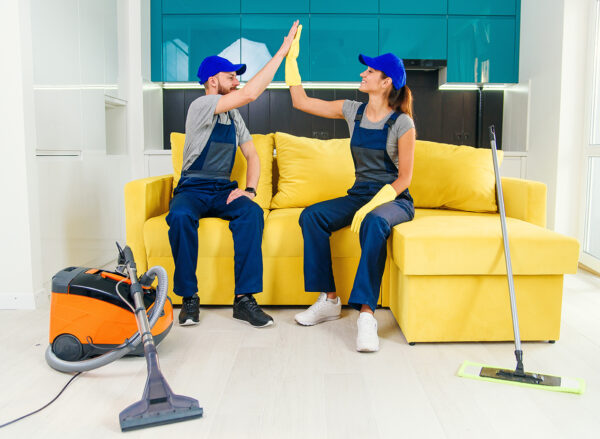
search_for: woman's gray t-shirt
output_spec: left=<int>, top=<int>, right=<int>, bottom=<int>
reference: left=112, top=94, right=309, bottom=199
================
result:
left=342, top=100, right=415, bottom=170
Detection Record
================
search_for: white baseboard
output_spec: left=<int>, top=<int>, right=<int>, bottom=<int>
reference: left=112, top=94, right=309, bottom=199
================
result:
left=0, top=292, right=37, bottom=309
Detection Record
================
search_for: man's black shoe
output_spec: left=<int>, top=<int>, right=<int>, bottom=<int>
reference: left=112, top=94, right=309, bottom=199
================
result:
left=179, top=294, right=200, bottom=326
left=233, top=294, right=273, bottom=328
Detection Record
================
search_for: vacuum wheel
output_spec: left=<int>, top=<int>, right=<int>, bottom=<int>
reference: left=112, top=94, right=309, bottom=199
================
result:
left=52, top=333, right=84, bottom=361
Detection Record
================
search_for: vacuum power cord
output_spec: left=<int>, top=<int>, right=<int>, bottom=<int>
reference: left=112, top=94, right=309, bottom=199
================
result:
left=0, top=372, right=82, bottom=429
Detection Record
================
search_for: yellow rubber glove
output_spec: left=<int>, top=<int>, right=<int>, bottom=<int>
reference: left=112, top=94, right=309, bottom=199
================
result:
left=285, top=24, right=302, bottom=86
left=350, top=184, right=397, bottom=233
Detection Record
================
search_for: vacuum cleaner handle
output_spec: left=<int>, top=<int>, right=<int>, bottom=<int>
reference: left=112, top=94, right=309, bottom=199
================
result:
left=122, top=245, right=137, bottom=270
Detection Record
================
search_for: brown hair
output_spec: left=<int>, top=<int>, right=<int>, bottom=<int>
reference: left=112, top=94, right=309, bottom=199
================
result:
left=381, top=72, right=413, bottom=119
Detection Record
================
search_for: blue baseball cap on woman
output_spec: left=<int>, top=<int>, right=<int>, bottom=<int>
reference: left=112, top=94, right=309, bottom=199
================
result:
left=358, top=53, right=406, bottom=89
left=197, top=55, right=247, bottom=84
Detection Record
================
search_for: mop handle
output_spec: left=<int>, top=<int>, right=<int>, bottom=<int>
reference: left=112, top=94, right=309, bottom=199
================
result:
left=489, top=126, right=522, bottom=353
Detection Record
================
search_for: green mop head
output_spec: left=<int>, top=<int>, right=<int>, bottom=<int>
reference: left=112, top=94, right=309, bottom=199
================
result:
left=458, top=361, right=585, bottom=394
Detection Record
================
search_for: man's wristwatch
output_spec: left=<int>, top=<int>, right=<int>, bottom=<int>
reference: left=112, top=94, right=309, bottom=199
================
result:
left=245, top=187, right=257, bottom=196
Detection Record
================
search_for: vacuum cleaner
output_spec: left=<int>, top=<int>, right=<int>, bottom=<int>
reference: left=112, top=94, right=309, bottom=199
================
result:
left=45, top=243, right=204, bottom=430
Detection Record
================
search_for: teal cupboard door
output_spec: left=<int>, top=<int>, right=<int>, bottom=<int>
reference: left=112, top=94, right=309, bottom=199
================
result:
left=241, top=0, right=309, bottom=13
left=162, top=15, right=240, bottom=82
left=448, top=0, right=516, bottom=15
left=310, top=16, right=378, bottom=82
left=241, top=15, right=309, bottom=82
left=379, top=16, right=447, bottom=60
left=447, top=16, right=516, bottom=83
left=162, top=0, right=240, bottom=14
left=379, top=0, right=447, bottom=14
left=310, top=0, right=377, bottom=14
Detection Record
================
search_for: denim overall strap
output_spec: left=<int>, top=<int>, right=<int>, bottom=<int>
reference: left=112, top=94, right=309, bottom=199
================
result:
left=185, top=112, right=237, bottom=180
left=350, top=103, right=400, bottom=184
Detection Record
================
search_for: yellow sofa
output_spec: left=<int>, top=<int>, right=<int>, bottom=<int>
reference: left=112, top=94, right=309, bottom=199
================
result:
left=125, top=132, right=579, bottom=342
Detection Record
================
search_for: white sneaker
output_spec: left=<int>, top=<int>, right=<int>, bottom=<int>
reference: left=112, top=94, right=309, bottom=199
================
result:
left=294, top=293, right=341, bottom=326
left=356, top=312, right=379, bottom=352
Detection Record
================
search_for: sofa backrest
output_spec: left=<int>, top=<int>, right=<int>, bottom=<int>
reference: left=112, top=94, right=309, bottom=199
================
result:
left=169, top=132, right=503, bottom=213
left=270, top=133, right=503, bottom=213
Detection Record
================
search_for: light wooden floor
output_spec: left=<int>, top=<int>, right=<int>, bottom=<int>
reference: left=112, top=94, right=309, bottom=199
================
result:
left=1, top=270, right=599, bottom=439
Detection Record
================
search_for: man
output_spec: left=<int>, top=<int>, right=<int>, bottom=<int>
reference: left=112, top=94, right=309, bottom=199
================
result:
left=167, top=21, right=299, bottom=327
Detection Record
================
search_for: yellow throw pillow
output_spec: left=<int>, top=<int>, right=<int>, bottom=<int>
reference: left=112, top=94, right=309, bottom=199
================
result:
left=409, top=140, right=503, bottom=212
left=230, top=133, right=274, bottom=209
left=169, top=132, right=274, bottom=210
left=170, top=132, right=185, bottom=189
left=271, top=132, right=355, bottom=209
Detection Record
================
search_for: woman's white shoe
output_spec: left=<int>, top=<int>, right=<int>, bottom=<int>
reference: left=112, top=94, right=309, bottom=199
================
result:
left=356, top=312, right=379, bottom=352
left=294, top=293, right=341, bottom=326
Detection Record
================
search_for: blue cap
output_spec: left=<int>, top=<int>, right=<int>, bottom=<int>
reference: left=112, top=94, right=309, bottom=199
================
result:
left=358, top=53, right=406, bottom=89
left=197, top=55, right=247, bottom=84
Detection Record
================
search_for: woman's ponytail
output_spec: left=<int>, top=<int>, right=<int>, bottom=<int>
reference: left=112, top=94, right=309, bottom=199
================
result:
left=388, top=85, right=413, bottom=119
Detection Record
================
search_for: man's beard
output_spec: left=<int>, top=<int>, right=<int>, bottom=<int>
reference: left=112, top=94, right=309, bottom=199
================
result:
left=217, top=83, right=236, bottom=95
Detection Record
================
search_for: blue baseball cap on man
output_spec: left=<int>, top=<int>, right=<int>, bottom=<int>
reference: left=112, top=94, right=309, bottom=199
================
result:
left=358, top=53, right=406, bottom=89
left=197, top=55, right=247, bottom=84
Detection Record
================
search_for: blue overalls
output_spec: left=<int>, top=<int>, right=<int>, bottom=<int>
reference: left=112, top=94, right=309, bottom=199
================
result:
left=299, top=103, right=414, bottom=312
left=166, top=113, right=263, bottom=298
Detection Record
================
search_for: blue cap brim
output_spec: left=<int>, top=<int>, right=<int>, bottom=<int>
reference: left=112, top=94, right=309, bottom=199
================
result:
left=358, top=54, right=374, bottom=68
left=234, top=64, right=247, bottom=76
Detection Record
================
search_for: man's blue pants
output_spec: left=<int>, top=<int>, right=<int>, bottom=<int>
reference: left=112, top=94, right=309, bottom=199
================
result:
left=166, top=177, right=263, bottom=298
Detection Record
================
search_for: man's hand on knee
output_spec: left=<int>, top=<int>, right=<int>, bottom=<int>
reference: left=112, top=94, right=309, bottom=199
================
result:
left=227, top=188, right=255, bottom=204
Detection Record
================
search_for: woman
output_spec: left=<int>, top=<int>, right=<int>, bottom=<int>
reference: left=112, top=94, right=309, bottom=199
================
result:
left=286, top=26, right=416, bottom=352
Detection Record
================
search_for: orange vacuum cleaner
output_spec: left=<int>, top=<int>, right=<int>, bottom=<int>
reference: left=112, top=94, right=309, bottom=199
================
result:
left=48, top=264, right=173, bottom=361
left=45, top=243, right=203, bottom=431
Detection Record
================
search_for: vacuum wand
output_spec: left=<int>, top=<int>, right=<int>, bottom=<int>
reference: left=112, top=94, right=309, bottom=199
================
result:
left=119, top=246, right=203, bottom=432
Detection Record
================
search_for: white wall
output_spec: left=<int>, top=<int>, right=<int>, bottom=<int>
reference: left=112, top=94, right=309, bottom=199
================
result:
left=0, top=0, right=42, bottom=309
left=555, top=0, right=595, bottom=237
left=511, top=0, right=593, bottom=237
left=518, top=0, right=565, bottom=230
left=29, top=0, right=131, bottom=289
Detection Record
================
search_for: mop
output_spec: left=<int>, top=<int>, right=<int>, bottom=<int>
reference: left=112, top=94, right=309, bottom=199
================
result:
left=457, top=125, right=585, bottom=394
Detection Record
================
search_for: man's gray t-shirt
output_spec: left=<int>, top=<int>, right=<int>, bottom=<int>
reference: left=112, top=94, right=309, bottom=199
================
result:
left=342, top=100, right=415, bottom=170
left=182, top=94, right=252, bottom=172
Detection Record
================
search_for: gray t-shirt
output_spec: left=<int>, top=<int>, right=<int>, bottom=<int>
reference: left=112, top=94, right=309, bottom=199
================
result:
left=182, top=94, right=252, bottom=171
left=342, top=100, right=415, bottom=169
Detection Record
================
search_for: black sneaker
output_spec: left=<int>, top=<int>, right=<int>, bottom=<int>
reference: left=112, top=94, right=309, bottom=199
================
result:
left=179, top=294, right=199, bottom=326
left=233, top=295, right=273, bottom=328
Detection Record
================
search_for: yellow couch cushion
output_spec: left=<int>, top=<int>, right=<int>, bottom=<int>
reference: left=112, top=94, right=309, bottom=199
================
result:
left=391, top=208, right=580, bottom=275
left=271, top=132, right=355, bottom=209
left=170, top=132, right=274, bottom=209
left=409, top=140, right=503, bottom=212
left=263, top=208, right=361, bottom=258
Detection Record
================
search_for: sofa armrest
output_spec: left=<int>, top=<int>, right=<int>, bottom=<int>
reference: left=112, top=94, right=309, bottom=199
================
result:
left=501, top=177, right=547, bottom=228
left=124, top=174, right=173, bottom=272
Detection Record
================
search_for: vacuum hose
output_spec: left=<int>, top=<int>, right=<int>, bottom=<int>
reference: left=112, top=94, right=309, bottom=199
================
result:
left=45, top=265, right=169, bottom=373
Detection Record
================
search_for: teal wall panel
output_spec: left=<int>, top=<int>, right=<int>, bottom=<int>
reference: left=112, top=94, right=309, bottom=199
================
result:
left=241, top=15, right=309, bottom=81
left=162, top=15, right=240, bottom=81
left=447, top=16, right=516, bottom=83
left=310, top=0, right=377, bottom=14
left=310, top=16, right=378, bottom=82
left=380, top=0, right=447, bottom=14
left=380, top=16, right=446, bottom=60
left=448, top=0, right=516, bottom=15
left=162, top=0, right=240, bottom=14
left=241, top=0, right=309, bottom=13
